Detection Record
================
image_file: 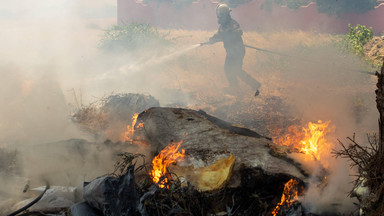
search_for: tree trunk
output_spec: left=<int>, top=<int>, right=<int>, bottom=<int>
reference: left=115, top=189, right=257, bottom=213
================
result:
left=376, top=58, right=384, bottom=157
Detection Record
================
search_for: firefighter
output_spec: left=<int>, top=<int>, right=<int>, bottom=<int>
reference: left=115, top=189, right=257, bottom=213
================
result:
left=201, top=3, right=260, bottom=96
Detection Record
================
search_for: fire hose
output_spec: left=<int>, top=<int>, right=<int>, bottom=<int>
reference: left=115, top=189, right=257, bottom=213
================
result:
left=7, top=182, right=50, bottom=216
left=244, top=44, right=376, bottom=76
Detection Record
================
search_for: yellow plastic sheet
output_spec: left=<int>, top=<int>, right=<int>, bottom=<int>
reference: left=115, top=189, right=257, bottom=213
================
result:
left=169, top=154, right=235, bottom=192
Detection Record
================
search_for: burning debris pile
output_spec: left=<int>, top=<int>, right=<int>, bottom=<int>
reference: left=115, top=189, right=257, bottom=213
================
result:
left=0, top=95, right=358, bottom=216
left=68, top=106, right=313, bottom=215
left=6, top=68, right=384, bottom=216
left=1, top=102, right=317, bottom=215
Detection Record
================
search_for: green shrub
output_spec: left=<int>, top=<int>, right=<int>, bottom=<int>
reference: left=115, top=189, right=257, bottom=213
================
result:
left=99, top=23, right=171, bottom=53
left=342, top=24, right=373, bottom=57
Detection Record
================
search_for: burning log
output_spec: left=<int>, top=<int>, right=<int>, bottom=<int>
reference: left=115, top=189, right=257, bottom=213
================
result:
left=132, top=107, right=309, bottom=191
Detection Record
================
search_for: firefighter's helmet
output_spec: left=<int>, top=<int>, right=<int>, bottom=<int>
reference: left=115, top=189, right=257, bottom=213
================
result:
left=216, top=3, right=231, bottom=17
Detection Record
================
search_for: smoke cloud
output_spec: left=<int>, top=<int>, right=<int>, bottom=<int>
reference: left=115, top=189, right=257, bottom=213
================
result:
left=0, top=0, right=121, bottom=205
left=274, top=44, right=377, bottom=213
left=0, top=1, right=380, bottom=215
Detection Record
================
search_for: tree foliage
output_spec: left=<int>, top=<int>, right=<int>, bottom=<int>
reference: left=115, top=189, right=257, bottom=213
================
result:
left=269, top=0, right=311, bottom=9
left=261, top=0, right=379, bottom=16
left=316, top=0, right=378, bottom=16
left=260, top=0, right=311, bottom=11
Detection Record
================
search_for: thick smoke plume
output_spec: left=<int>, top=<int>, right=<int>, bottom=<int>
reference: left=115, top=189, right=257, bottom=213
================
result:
left=275, top=45, right=377, bottom=213
left=0, top=0, right=121, bottom=204
left=0, top=0, right=380, bottom=215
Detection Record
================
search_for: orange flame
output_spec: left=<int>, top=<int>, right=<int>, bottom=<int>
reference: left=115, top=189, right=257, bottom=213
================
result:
left=272, top=178, right=301, bottom=216
left=275, top=120, right=334, bottom=163
left=150, top=140, right=185, bottom=188
left=122, top=113, right=144, bottom=142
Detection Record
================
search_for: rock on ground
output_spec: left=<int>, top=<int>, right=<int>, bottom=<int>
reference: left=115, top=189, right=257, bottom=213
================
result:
left=133, top=107, right=308, bottom=185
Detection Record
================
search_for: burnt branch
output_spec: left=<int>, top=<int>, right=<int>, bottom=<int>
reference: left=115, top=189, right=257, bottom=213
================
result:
left=111, top=152, right=147, bottom=177
left=333, top=136, right=376, bottom=172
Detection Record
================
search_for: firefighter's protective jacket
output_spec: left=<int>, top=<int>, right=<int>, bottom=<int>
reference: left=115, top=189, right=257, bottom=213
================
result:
left=208, top=18, right=245, bottom=56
